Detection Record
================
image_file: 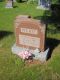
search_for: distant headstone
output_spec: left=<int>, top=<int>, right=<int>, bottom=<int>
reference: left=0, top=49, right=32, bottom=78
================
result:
left=37, top=0, right=51, bottom=10
left=5, top=0, right=13, bottom=8
left=13, top=0, right=16, bottom=2
left=14, top=15, right=46, bottom=52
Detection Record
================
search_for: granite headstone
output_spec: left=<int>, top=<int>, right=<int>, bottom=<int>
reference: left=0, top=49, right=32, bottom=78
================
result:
left=14, top=15, right=46, bottom=52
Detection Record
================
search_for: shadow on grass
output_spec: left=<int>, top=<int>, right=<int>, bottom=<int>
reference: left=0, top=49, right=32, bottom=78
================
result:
left=46, top=38, right=60, bottom=60
left=17, top=0, right=26, bottom=3
left=34, top=15, right=60, bottom=33
left=34, top=8, right=60, bottom=60
left=34, top=15, right=60, bottom=60
left=13, top=6, right=18, bottom=8
left=0, top=31, right=13, bottom=40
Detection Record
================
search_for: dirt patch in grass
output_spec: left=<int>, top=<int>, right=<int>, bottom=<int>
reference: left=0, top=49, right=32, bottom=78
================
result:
left=25, top=59, right=44, bottom=67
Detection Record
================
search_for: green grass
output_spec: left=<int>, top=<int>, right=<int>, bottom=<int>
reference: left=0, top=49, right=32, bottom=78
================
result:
left=0, top=2, right=60, bottom=80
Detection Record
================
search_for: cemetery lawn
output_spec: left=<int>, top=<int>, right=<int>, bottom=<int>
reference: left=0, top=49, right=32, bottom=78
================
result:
left=0, top=2, right=60, bottom=80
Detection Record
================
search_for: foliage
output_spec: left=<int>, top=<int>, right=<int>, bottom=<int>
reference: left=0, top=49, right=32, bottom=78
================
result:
left=0, top=0, right=4, bottom=2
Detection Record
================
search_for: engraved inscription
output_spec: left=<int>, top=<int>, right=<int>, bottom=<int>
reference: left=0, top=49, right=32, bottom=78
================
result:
left=19, top=35, right=40, bottom=48
left=21, top=28, right=38, bottom=35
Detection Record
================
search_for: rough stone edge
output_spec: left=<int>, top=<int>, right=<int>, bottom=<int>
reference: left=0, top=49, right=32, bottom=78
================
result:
left=11, top=43, right=49, bottom=62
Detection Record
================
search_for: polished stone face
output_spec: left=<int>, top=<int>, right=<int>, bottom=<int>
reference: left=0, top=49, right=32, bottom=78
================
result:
left=19, top=35, right=40, bottom=48
left=15, top=15, right=46, bottom=51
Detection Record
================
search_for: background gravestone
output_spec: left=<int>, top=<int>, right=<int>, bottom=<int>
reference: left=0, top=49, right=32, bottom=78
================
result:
left=14, top=15, right=46, bottom=52
left=5, top=0, right=13, bottom=8
left=37, top=0, right=51, bottom=10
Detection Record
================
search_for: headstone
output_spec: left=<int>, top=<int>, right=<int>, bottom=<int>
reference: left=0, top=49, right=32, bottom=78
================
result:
left=14, top=15, right=46, bottom=52
left=13, top=0, right=16, bottom=2
left=37, top=0, right=51, bottom=10
left=5, top=0, right=13, bottom=8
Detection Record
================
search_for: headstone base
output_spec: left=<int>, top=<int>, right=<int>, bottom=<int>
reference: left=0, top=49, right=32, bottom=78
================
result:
left=5, top=6, right=13, bottom=8
left=12, top=43, right=49, bottom=62
left=36, top=6, right=49, bottom=10
left=33, top=48, right=49, bottom=62
left=12, top=43, right=31, bottom=54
